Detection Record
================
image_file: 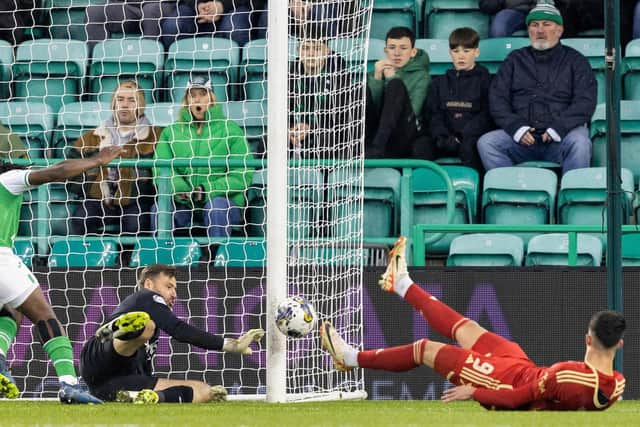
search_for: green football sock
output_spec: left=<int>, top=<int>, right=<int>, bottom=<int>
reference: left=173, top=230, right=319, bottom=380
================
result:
left=42, top=336, right=77, bottom=379
left=0, top=316, right=17, bottom=356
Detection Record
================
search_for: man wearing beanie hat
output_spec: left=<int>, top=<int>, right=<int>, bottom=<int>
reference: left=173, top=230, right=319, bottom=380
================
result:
left=477, top=1, right=597, bottom=175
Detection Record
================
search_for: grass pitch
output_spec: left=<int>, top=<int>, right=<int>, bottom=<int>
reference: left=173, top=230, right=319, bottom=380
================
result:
left=2, top=400, right=640, bottom=426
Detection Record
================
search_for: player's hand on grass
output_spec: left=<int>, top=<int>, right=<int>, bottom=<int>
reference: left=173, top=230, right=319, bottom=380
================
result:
left=441, top=384, right=476, bottom=403
left=223, top=328, right=265, bottom=355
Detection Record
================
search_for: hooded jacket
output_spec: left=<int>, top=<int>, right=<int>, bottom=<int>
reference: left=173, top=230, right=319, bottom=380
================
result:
left=478, top=0, right=536, bottom=14
left=367, top=48, right=431, bottom=116
left=153, top=104, right=253, bottom=208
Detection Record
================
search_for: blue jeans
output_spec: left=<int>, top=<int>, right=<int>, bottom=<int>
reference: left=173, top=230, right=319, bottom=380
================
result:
left=489, top=9, right=527, bottom=38
left=477, top=126, right=592, bottom=174
left=254, top=3, right=339, bottom=39
left=161, top=5, right=252, bottom=48
left=150, top=197, right=242, bottom=238
left=634, top=2, right=640, bottom=39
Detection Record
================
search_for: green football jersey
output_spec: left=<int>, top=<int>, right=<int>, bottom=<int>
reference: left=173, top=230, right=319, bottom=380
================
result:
left=0, top=170, right=32, bottom=248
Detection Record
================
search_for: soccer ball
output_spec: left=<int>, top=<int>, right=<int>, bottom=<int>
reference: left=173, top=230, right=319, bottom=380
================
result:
left=275, top=296, right=317, bottom=338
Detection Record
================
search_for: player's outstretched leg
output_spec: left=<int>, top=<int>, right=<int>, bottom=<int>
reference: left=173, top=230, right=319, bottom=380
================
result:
left=96, top=311, right=151, bottom=341
left=0, top=372, right=19, bottom=399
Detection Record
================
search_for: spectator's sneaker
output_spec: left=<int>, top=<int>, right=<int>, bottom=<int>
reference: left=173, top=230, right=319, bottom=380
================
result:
left=378, top=236, right=409, bottom=293
left=96, top=311, right=150, bottom=341
left=209, top=385, right=228, bottom=402
left=0, top=372, right=19, bottom=399
left=319, top=321, right=353, bottom=372
left=58, top=382, right=103, bottom=404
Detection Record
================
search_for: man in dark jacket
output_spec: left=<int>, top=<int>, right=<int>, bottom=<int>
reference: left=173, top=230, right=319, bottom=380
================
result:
left=477, top=2, right=597, bottom=174
left=479, top=0, right=536, bottom=37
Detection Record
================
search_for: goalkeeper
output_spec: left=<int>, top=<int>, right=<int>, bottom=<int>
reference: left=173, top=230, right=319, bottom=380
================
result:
left=80, top=264, right=264, bottom=403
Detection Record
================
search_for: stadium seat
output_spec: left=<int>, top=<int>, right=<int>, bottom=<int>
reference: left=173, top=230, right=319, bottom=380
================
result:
left=145, top=102, right=182, bottom=128
left=477, top=38, right=529, bottom=74
left=0, top=39, right=13, bottom=99
left=89, top=38, right=164, bottom=104
left=130, top=238, right=202, bottom=267
left=49, top=0, right=108, bottom=40
left=48, top=238, right=119, bottom=267
left=414, top=39, right=450, bottom=75
left=52, top=101, right=111, bottom=157
left=557, top=167, right=634, bottom=225
left=525, top=233, right=603, bottom=266
left=240, top=38, right=298, bottom=100
left=0, top=101, right=54, bottom=159
left=447, top=233, right=524, bottom=266
left=412, top=166, right=479, bottom=254
left=424, top=1, right=489, bottom=39
left=561, top=38, right=606, bottom=103
left=221, top=101, right=266, bottom=156
left=328, top=167, right=401, bottom=239
left=213, top=240, right=265, bottom=266
left=289, top=168, right=325, bottom=238
left=19, top=187, right=80, bottom=236
left=622, top=233, right=640, bottom=265
left=166, top=37, right=240, bottom=103
left=327, top=37, right=383, bottom=76
left=289, top=243, right=367, bottom=266
left=371, top=0, right=420, bottom=40
left=13, top=240, right=34, bottom=268
left=623, top=39, right=640, bottom=100
left=12, top=39, right=88, bottom=113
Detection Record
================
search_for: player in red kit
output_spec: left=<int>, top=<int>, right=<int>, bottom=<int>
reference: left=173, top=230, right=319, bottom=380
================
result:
left=321, top=236, right=626, bottom=410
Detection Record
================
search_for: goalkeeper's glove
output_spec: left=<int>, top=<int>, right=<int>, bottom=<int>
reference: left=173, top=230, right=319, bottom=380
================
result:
left=222, top=328, right=265, bottom=355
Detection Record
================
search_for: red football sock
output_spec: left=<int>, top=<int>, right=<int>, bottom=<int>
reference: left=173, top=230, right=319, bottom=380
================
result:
left=404, top=284, right=468, bottom=340
left=357, top=340, right=426, bottom=372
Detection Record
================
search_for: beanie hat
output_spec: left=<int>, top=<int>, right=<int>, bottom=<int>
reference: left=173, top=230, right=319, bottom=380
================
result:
left=526, top=2, right=564, bottom=26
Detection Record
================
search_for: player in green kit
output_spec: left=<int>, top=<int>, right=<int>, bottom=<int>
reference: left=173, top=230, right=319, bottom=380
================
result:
left=0, top=145, right=123, bottom=403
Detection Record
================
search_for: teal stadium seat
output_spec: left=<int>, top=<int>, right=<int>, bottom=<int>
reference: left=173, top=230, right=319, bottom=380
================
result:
left=414, top=39, right=450, bottom=75
left=49, top=0, right=107, bottom=40
left=13, top=240, right=34, bottom=268
left=214, top=240, right=265, bottom=266
left=145, top=103, right=181, bottom=128
left=19, top=186, right=79, bottom=236
left=166, top=37, right=240, bottom=103
left=130, top=238, right=202, bottom=267
left=0, top=101, right=54, bottom=159
left=561, top=38, right=606, bottom=103
left=0, top=40, right=13, bottom=99
left=525, top=233, right=603, bottom=266
left=622, top=233, right=640, bottom=265
left=12, top=39, right=87, bottom=113
left=289, top=168, right=325, bottom=238
left=371, top=0, right=421, bottom=40
left=49, top=238, right=119, bottom=267
left=53, top=101, right=111, bottom=157
left=477, top=38, right=530, bottom=74
left=424, top=0, right=489, bottom=39
left=221, top=101, right=266, bottom=155
left=89, top=38, right=164, bottom=104
left=624, top=39, right=640, bottom=100
left=327, top=37, right=377, bottom=77
left=289, top=242, right=367, bottom=266
left=412, top=166, right=479, bottom=254
left=447, top=233, right=524, bottom=266
left=328, top=167, right=401, bottom=239
left=240, top=38, right=298, bottom=101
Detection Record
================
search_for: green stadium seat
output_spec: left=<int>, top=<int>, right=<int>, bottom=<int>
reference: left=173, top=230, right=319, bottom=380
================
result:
left=49, top=0, right=108, bottom=40
left=48, top=238, right=119, bottom=267
left=221, top=101, right=266, bottom=155
left=561, top=38, right=606, bottom=103
left=557, top=167, right=634, bottom=225
left=412, top=166, right=479, bottom=254
left=624, top=39, right=640, bottom=100
left=12, top=39, right=87, bottom=113
left=89, top=38, right=164, bottom=104
left=52, top=101, right=111, bottom=157
left=424, top=1, right=489, bottom=39
left=130, top=238, right=202, bottom=267
left=447, top=233, right=524, bottom=266
left=328, top=167, right=401, bottom=239
left=214, top=240, right=265, bottom=266
left=371, top=0, right=420, bottom=40
left=289, top=169, right=325, bottom=238
left=13, top=240, right=34, bottom=268
left=19, top=187, right=79, bottom=236
left=290, top=243, right=367, bottom=266
left=0, top=40, right=13, bottom=99
left=0, top=101, right=54, bottom=159
left=240, top=38, right=298, bottom=101
left=166, top=37, right=240, bottom=103
left=525, top=233, right=603, bottom=266
left=477, top=38, right=529, bottom=74
left=327, top=37, right=378, bottom=76
left=145, top=103, right=181, bottom=128
left=414, top=39, right=450, bottom=75
left=622, top=233, right=640, bottom=265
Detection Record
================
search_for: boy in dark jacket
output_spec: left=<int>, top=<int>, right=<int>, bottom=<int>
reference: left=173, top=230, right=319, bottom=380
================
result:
left=425, top=27, right=493, bottom=172
left=365, top=26, right=431, bottom=158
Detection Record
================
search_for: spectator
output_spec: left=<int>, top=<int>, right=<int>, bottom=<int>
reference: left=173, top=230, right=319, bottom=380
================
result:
left=0, top=1, right=37, bottom=45
left=68, top=80, right=160, bottom=235
left=151, top=76, right=253, bottom=238
left=288, top=33, right=350, bottom=159
left=254, top=1, right=341, bottom=40
left=365, top=26, right=431, bottom=158
left=479, top=1, right=536, bottom=38
left=477, top=2, right=597, bottom=174
left=0, top=122, right=29, bottom=160
left=425, top=27, right=493, bottom=172
left=85, top=1, right=178, bottom=50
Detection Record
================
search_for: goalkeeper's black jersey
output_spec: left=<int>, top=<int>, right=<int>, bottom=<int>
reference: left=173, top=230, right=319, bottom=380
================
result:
left=107, top=289, right=225, bottom=375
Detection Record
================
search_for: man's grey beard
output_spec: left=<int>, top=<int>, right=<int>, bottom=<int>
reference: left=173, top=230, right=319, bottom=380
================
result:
left=531, top=40, right=556, bottom=50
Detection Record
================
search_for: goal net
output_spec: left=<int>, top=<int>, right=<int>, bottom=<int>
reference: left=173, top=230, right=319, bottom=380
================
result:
left=1, top=0, right=372, bottom=401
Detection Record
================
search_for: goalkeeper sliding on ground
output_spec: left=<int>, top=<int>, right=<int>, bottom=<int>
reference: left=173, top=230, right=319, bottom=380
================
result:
left=321, top=237, right=626, bottom=410
left=80, top=264, right=264, bottom=403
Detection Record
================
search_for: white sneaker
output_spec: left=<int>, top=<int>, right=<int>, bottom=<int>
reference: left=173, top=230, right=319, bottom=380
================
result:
left=379, top=236, right=409, bottom=293
left=320, top=321, right=353, bottom=372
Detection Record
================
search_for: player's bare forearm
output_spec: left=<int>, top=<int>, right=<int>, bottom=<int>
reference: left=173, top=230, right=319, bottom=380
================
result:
left=29, top=146, right=123, bottom=185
